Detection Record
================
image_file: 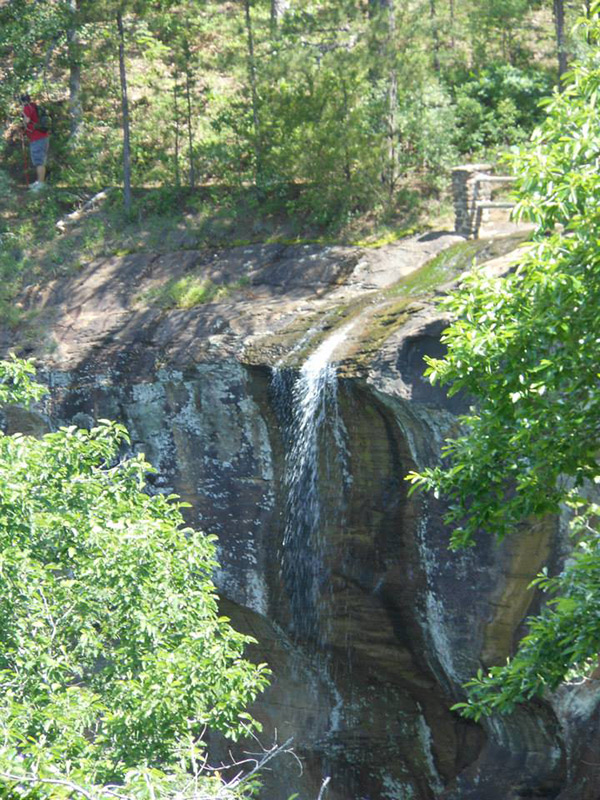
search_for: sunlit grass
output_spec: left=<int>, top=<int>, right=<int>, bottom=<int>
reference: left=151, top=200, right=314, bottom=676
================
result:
left=141, top=274, right=251, bottom=309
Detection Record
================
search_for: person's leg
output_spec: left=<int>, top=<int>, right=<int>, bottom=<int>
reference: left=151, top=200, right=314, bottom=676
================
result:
left=29, top=138, right=49, bottom=187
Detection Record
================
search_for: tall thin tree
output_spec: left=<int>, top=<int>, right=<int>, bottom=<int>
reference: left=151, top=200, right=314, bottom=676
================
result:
left=270, top=0, right=289, bottom=32
left=67, top=0, right=83, bottom=138
left=553, top=0, right=567, bottom=80
left=243, top=0, right=262, bottom=185
left=430, top=0, right=441, bottom=71
left=173, top=76, right=181, bottom=188
left=185, top=64, right=196, bottom=188
left=116, top=9, right=132, bottom=212
left=368, top=0, right=399, bottom=198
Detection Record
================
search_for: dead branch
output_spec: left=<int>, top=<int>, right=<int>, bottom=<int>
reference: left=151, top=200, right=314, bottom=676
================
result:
left=0, top=734, right=326, bottom=800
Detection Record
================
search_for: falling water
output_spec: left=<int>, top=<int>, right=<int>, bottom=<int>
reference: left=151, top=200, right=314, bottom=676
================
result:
left=272, top=325, right=353, bottom=642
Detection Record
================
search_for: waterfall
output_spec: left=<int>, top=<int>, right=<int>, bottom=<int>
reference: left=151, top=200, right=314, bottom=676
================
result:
left=272, top=326, right=352, bottom=642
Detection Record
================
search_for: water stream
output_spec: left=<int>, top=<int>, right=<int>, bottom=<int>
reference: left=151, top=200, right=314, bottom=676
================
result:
left=272, top=325, right=353, bottom=642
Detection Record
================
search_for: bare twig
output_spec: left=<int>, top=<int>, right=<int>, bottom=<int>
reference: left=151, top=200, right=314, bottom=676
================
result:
left=102, top=787, right=132, bottom=800
left=37, top=587, right=57, bottom=640
left=0, top=734, right=318, bottom=800
left=224, top=736, right=296, bottom=789
left=0, top=771, right=95, bottom=800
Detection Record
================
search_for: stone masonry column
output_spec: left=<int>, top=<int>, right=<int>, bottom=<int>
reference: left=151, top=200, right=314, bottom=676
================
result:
left=452, top=163, right=492, bottom=238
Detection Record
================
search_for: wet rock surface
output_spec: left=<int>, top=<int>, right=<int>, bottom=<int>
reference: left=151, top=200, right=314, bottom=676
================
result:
left=3, top=231, right=600, bottom=799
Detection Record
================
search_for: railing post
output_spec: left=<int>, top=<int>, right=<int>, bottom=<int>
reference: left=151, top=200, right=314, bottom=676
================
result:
left=452, top=163, right=492, bottom=239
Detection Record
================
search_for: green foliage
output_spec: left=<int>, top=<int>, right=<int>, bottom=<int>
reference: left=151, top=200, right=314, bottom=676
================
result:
left=397, top=82, right=457, bottom=184
left=0, top=356, right=47, bottom=406
left=407, top=10, right=600, bottom=717
left=452, top=64, right=553, bottom=152
left=0, top=0, right=560, bottom=231
left=0, top=0, right=68, bottom=113
left=467, top=0, right=542, bottom=66
left=143, top=274, right=250, bottom=309
left=0, top=359, right=269, bottom=798
left=452, top=499, right=600, bottom=721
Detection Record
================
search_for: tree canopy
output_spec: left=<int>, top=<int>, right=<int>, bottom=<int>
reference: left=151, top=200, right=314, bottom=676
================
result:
left=0, top=0, right=565, bottom=223
left=0, top=357, right=269, bottom=800
left=408, top=6, right=600, bottom=719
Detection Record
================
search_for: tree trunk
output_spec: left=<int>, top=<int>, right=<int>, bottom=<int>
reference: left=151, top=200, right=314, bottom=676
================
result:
left=384, top=0, right=398, bottom=197
left=116, top=10, right=132, bottom=213
left=341, top=81, right=351, bottom=183
left=173, top=78, right=180, bottom=188
left=185, top=68, right=196, bottom=188
left=368, top=0, right=398, bottom=197
left=585, top=0, right=591, bottom=43
left=243, top=0, right=262, bottom=185
left=270, top=0, right=289, bottom=32
left=553, top=0, right=568, bottom=81
left=67, top=0, right=82, bottom=138
left=430, top=0, right=441, bottom=71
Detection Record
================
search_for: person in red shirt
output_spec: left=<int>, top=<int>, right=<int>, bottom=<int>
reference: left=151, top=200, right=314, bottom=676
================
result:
left=21, top=94, right=50, bottom=191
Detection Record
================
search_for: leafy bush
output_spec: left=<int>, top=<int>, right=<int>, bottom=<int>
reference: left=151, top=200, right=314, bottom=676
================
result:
left=452, top=64, right=553, bottom=153
left=0, top=359, right=270, bottom=797
left=397, top=81, right=458, bottom=186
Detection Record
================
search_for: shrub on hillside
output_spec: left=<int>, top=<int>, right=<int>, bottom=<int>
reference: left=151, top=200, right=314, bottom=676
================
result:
left=452, top=64, right=553, bottom=153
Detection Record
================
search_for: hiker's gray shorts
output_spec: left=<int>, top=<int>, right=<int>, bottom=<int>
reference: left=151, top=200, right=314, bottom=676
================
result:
left=30, top=137, right=49, bottom=167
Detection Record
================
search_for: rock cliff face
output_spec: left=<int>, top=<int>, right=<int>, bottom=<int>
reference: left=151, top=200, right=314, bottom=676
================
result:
left=5, top=234, right=600, bottom=799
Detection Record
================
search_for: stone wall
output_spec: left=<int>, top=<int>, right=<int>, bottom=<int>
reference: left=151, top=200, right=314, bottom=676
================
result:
left=452, top=164, right=493, bottom=238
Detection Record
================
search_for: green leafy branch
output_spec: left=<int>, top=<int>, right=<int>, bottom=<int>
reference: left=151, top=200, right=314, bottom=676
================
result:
left=407, top=8, right=600, bottom=718
left=0, top=357, right=271, bottom=798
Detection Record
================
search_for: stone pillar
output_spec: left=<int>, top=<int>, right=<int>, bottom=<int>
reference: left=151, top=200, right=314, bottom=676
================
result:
left=452, top=163, right=492, bottom=238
